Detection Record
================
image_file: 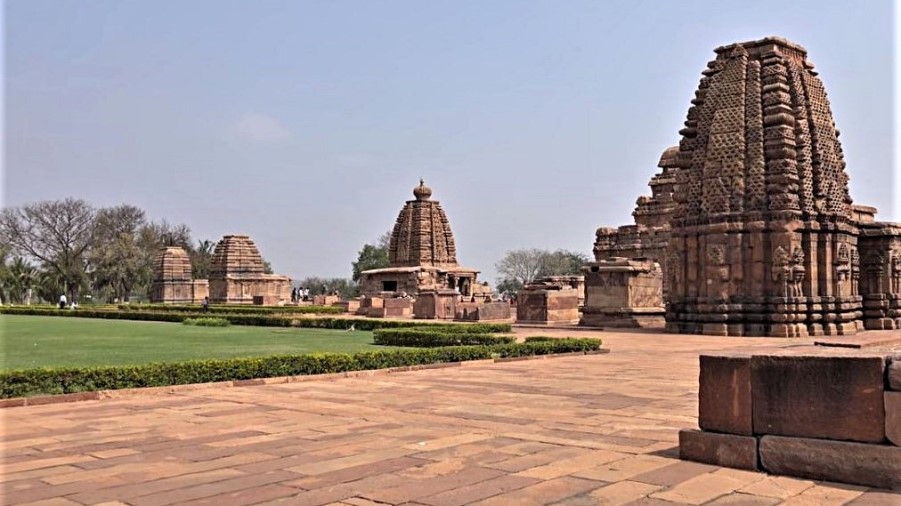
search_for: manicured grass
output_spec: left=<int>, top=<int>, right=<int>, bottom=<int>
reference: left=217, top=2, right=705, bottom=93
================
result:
left=0, top=315, right=393, bottom=370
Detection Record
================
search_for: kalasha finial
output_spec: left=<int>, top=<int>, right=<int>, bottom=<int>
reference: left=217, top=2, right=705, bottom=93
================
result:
left=413, top=178, right=432, bottom=200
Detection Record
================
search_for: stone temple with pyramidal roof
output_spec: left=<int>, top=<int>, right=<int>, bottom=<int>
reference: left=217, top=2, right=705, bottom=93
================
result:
left=359, top=180, right=488, bottom=298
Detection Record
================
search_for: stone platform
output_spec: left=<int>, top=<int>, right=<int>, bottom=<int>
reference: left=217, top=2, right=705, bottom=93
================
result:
left=3, top=330, right=899, bottom=505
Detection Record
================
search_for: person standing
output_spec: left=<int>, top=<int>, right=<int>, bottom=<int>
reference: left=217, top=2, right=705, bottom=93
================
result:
left=59, top=293, right=67, bottom=310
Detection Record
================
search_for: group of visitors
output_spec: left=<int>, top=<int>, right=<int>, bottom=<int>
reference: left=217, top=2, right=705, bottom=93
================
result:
left=58, top=294, right=78, bottom=310
left=290, top=287, right=311, bottom=303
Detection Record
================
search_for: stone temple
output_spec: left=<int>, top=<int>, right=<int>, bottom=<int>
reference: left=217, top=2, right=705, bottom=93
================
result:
left=208, top=235, right=291, bottom=305
left=360, top=180, right=487, bottom=298
left=662, top=36, right=901, bottom=336
left=149, top=246, right=209, bottom=304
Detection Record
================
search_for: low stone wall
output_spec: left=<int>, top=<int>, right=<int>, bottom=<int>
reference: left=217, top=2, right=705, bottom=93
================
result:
left=680, top=352, right=901, bottom=489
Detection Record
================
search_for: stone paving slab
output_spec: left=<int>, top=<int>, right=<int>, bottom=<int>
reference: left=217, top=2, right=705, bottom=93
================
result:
left=3, top=329, right=901, bottom=505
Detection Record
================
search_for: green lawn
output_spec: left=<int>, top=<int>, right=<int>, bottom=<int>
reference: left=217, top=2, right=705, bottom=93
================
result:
left=0, top=315, right=391, bottom=370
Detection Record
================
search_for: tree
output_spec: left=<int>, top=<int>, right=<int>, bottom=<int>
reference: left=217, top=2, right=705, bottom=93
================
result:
left=495, top=248, right=590, bottom=293
left=5, top=257, right=37, bottom=304
left=0, top=198, right=96, bottom=299
left=495, top=248, right=547, bottom=286
left=296, top=276, right=359, bottom=299
left=89, top=205, right=148, bottom=302
left=351, top=230, right=391, bottom=281
left=190, top=239, right=215, bottom=279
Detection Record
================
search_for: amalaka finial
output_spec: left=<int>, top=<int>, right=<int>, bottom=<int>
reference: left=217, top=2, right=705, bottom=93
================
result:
left=413, top=178, right=432, bottom=201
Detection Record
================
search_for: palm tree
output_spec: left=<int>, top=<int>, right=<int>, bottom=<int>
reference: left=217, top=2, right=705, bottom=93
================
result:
left=7, top=257, right=37, bottom=304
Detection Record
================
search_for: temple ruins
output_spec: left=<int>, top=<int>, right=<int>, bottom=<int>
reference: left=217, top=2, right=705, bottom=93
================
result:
left=360, top=180, right=489, bottom=299
left=586, top=36, right=901, bottom=337
left=149, top=246, right=209, bottom=304
left=208, top=235, right=291, bottom=305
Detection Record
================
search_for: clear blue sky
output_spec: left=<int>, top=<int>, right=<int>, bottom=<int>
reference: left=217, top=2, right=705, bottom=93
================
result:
left=4, top=0, right=897, bottom=282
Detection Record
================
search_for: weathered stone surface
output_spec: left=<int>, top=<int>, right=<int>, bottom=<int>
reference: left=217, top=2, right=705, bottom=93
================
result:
left=759, top=435, right=901, bottom=489
left=888, top=359, right=901, bottom=391
left=208, top=235, right=291, bottom=305
left=593, top=147, right=677, bottom=295
left=150, top=246, right=208, bottom=304
left=413, top=289, right=457, bottom=319
left=456, top=301, right=511, bottom=322
left=679, top=429, right=758, bottom=470
left=664, top=37, right=862, bottom=336
left=699, top=355, right=752, bottom=435
left=886, top=391, right=901, bottom=446
left=360, top=180, right=488, bottom=300
left=516, top=280, right=580, bottom=324
left=581, top=257, right=665, bottom=328
left=751, top=355, right=886, bottom=443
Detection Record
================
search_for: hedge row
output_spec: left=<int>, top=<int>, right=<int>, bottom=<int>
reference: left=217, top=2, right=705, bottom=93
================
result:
left=373, top=328, right=515, bottom=347
left=118, top=304, right=344, bottom=315
left=0, top=339, right=603, bottom=398
left=0, top=306, right=513, bottom=332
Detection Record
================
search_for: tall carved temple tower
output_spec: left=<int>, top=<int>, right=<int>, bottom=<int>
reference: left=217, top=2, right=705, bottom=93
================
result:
left=666, top=37, right=860, bottom=337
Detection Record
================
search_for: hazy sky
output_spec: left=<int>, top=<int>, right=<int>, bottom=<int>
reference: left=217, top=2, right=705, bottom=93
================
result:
left=4, top=1, right=898, bottom=282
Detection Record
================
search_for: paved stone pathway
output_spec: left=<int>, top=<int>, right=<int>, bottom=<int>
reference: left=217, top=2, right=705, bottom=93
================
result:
left=3, top=329, right=900, bottom=505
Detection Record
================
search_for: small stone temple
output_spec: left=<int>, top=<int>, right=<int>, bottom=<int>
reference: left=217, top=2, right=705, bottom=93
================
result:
left=360, top=180, right=488, bottom=298
left=149, top=246, right=209, bottom=304
left=663, top=36, right=900, bottom=336
left=208, top=235, right=291, bottom=305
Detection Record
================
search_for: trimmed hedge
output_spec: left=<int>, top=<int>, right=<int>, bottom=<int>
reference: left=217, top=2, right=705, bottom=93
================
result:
left=118, top=304, right=344, bottom=315
left=524, top=336, right=555, bottom=342
left=0, top=307, right=512, bottom=332
left=373, top=328, right=515, bottom=347
left=0, top=339, right=603, bottom=398
left=182, top=317, right=230, bottom=327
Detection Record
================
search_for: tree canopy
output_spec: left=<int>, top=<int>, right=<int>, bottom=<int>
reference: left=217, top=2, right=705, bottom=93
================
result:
left=495, top=248, right=590, bottom=293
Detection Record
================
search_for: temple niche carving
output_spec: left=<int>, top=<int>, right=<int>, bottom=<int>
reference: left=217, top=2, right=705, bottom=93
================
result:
left=360, top=180, right=489, bottom=299
left=149, top=246, right=209, bottom=304
left=663, top=36, right=888, bottom=337
left=208, top=235, right=291, bottom=305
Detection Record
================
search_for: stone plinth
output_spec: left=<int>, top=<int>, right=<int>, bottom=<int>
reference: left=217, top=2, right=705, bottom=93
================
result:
left=334, top=300, right=360, bottom=314
left=580, top=257, right=665, bottom=328
left=368, top=298, right=413, bottom=318
left=313, top=295, right=341, bottom=306
left=455, top=301, right=512, bottom=322
left=357, top=296, right=383, bottom=316
left=150, top=247, right=208, bottom=304
left=665, top=37, right=862, bottom=336
left=516, top=280, right=580, bottom=325
left=681, top=350, right=901, bottom=489
left=208, top=235, right=291, bottom=305
left=413, top=289, right=458, bottom=320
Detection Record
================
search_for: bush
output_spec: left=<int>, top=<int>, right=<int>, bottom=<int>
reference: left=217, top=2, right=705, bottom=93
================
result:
left=0, top=307, right=512, bottom=332
left=118, top=304, right=344, bottom=315
left=373, top=328, right=515, bottom=347
left=524, top=336, right=555, bottom=342
left=182, top=317, right=231, bottom=327
left=0, top=338, right=603, bottom=398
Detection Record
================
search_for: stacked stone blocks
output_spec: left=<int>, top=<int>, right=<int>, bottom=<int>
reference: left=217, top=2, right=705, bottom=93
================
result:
left=680, top=352, right=901, bottom=489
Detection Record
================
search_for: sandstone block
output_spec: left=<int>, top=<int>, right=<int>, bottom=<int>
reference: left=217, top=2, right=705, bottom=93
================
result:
left=751, top=355, right=886, bottom=443
left=759, top=435, right=901, bottom=489
left=699, top=355, right=752, bottom=435
left=678, top=429, right=758, bottom=471
left=888, top=359, right=901, bottom=391
left=886, top=391, right=901, bottom=446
